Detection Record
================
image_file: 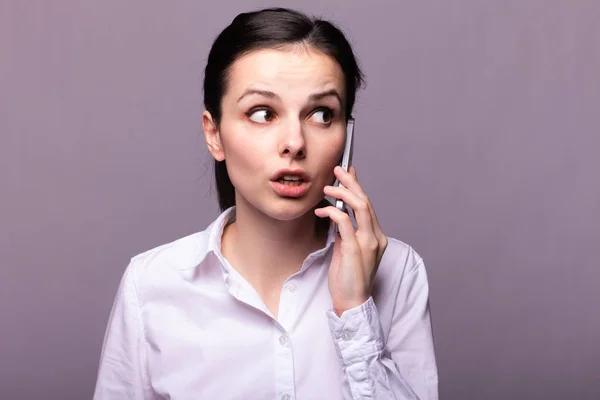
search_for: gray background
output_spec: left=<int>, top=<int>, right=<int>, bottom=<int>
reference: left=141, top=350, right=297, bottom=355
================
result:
left=1, top=1, right=599, bottom=399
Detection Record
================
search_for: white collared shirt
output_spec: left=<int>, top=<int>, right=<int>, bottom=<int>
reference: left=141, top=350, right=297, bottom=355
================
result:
left=93, top=207, right=438, bottom=400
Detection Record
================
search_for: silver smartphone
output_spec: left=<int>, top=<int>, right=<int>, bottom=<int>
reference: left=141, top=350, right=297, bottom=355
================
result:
left=335, top=118, right=355, bottom=211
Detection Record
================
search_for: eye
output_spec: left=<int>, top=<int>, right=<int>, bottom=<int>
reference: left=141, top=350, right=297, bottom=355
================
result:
left=247, top=108, right=276, bottom=124
left=309, top=108, right=333, bottom=125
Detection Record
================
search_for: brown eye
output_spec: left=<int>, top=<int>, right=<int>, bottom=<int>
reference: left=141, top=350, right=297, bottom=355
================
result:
left=310, top=108, right=333, bottom=125
left=248, top=108, right=275, bottom=124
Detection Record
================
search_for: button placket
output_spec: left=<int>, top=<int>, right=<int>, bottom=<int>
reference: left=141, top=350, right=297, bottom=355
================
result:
left=278, top=280, right=300, bottom=333
left=279, top=334, right=290, bottom=347
left=275, top=329, right=295, bottom=400
left=286, top=282, right=298, bottom=293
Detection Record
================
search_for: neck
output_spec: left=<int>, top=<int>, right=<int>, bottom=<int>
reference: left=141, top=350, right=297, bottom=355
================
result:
left=221, top=197, right=330, bottom=293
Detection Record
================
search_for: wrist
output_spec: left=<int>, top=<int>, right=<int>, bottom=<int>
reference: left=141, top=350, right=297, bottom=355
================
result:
left=333, top=296, right=370, bottom=317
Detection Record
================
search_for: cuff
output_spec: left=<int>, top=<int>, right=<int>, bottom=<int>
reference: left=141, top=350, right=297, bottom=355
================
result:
left=326, top=297, right=385, bottom=366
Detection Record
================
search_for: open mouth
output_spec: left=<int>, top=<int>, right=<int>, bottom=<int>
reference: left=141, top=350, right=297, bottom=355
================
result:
left=276, top=178, right=304, bottom=187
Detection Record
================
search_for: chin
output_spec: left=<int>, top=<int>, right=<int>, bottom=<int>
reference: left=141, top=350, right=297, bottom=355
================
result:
left=266, top=199, right=319, bottom=221
left=243, top=192, right=321, bottom=222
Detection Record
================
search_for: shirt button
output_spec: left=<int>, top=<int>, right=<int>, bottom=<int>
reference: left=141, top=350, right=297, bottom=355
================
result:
left=287, top=283, right=298, bottom=293
left=279, top=334, right=290, bottom=347
left=341, top=330, right=355, bottom=341
left=281, top=394, right=291, bottom=400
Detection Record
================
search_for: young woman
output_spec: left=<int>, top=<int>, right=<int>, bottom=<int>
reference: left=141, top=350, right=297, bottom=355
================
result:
left=94, top=7, right=438, bottom=400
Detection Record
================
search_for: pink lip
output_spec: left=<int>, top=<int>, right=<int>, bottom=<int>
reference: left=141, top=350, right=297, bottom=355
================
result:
left=270, top=180, right=310, bottom=198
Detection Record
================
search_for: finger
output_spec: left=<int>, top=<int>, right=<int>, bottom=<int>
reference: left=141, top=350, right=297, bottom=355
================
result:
left=335, top=166, right=384, bottom=238
left=314, top=206, right=359, bottom=247
left=323, top=185, right=375, bottom=234
left=370, top=208, right=385, bottom=241
left=334, top=166, right=366, bottom=198
left=348, top=167, right=362, bottom=223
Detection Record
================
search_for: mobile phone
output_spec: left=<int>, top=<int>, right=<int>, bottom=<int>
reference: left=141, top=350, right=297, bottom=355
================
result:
left=335, top=118, right=355, bottom=211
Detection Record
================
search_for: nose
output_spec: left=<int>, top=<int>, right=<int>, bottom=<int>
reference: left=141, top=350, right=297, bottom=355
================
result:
left=279, top=120, right=306, bottom=159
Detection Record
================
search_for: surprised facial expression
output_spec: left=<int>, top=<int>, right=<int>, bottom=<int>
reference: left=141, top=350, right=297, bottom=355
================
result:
left=205, top=46, right=347, bottom=221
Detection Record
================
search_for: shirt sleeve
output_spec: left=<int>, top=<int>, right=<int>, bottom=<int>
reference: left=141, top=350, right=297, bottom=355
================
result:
left=93, top=262, right=155, bottom=400
left=326, top=260, right=438, bottom=400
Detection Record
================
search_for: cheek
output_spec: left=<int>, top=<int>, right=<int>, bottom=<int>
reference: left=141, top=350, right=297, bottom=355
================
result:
left=313, top=135, right=345, bottom=184
left=323, top=135, right=346, bottom=166
left=220, top=128, right=265, bottom=184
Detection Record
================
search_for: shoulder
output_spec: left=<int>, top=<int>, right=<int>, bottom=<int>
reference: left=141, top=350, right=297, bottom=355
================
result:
left=373, top=236, right=428, bottom=300
left=132, top=230, right=210, bottom=270
left=379, top=236, right=425, bottom=277
left=123, top=227, right=213, bottom=291
left=373, top=236, right=431, bottom=325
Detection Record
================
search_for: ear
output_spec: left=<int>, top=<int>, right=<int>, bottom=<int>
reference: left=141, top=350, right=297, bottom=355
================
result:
left=202, top=110, right=225, bottom=162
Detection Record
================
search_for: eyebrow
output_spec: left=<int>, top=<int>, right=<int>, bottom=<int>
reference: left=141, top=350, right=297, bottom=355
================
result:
left=309, top=89, right=343, bottom=105
left=237, top=88, right=343, bottom=106
left=237, top=89, right=280, bottom=102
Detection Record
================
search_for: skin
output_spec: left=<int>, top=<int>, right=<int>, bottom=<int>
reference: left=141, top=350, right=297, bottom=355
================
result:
left=202, top=45, right=388, bottom=318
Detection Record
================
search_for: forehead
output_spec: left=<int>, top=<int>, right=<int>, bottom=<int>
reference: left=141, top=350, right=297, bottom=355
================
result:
left=226, top=47, right=345, bottom=100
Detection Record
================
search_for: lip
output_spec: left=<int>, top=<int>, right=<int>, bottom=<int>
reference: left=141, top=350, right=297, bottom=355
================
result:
left=269, top=169, right=311, bottom=198
left=270, top=180, right=310, bottom=198
left=270, top=168, right=311, bottom=182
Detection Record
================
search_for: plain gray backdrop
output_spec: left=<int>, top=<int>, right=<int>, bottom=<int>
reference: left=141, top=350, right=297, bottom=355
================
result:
left=1, top=1, right=599, bottom=399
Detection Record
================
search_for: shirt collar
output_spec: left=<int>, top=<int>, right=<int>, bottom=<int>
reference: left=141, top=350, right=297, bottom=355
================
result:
left=197, top=205, right=337, bottom=273
left=206, top=206, right=236, bottom=270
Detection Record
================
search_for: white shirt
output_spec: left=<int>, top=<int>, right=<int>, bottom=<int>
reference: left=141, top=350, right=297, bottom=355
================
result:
left=93, top=207, right=438, bottom=400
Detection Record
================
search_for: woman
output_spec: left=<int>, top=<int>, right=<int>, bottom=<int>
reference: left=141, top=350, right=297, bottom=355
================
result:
left=94, top=7, right=438, bottom=400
